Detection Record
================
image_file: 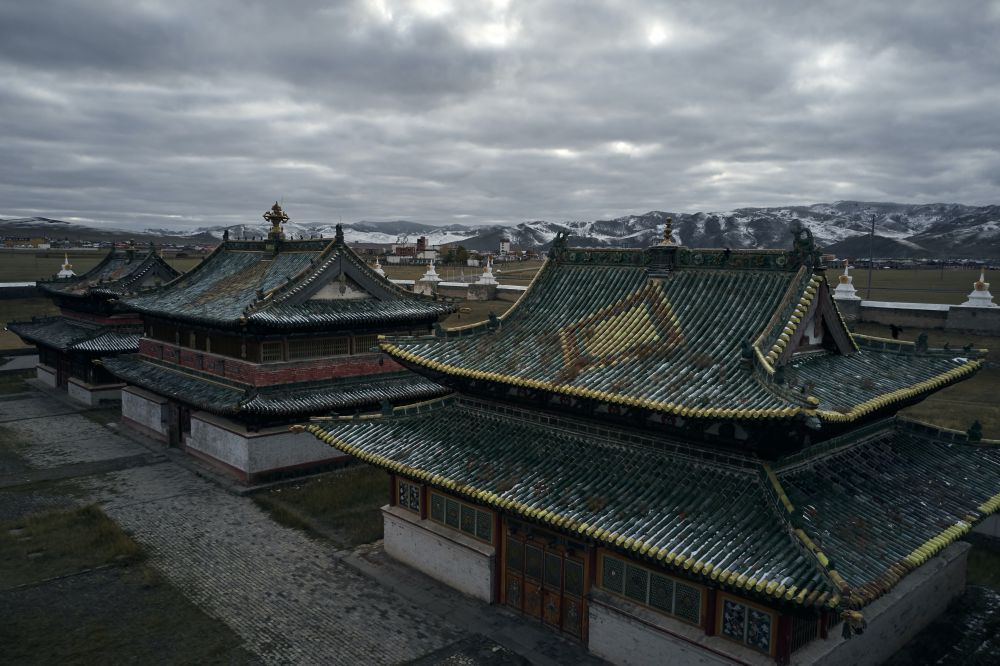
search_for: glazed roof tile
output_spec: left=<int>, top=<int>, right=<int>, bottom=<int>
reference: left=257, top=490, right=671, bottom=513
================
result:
left=7, top=316, right=140, bottom=353
left=300, top=398, right=1000, bottom=610
left=125, top=235, right=452, bottom=329
left=102, top=355, right=449, bottom=417
left=382, top=247, right=981, bottom=423
left=40, top=247, right=179, bottom=299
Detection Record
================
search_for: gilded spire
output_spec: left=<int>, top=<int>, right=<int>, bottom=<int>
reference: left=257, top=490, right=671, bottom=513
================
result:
left=263, top=201, right=288, bottom=240
left=660, top=217, right=675, bottom=245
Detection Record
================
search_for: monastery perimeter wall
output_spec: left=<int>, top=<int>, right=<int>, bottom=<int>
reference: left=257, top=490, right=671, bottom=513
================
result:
left=382, top=505, right=496, bottom=603
left=835, top=299, right=1000, bottom=335
left=35, top=363, right=57, bottom=387
left=67, top=376, right=124, bottom=406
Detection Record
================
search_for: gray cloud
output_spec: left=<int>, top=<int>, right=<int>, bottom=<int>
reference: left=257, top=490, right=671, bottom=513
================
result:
left=0, top=0, right=998, bottom=230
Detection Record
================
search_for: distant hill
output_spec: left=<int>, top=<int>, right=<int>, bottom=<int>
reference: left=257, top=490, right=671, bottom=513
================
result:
left=4, top=201, right=999, bottom=258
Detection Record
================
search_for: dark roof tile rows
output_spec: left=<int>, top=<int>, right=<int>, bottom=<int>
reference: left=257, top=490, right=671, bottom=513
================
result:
left=7, top=316, right=140, bottom=353
left=301, top=397, right=1000, bottom=610
left=102, top=355, right=450, bottom=417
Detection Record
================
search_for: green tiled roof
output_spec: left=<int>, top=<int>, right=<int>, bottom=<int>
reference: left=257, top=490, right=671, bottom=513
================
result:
left=7, top=316, right=140, bottom=353
left=39, top=247, right=179, bottom=299
left=102, top=355, right=449, bottom=417
left=125, top=236, right=452, bottom=329
left=382, top=248, right=981, bottom=423
left=299, top=398, right=1000, bottom=610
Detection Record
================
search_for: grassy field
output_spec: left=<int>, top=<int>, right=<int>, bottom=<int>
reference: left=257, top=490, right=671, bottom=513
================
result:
left=0, top=503, right=256, bottom=664
left=824, top=267, right=986, bottom=305
left=253, top=464, right=387, bottom=548
left=0, top=250, right=205, bottom=282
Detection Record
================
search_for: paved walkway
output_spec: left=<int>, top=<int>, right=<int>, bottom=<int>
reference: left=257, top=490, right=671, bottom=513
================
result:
left=1, top=386, right=603, bottom=665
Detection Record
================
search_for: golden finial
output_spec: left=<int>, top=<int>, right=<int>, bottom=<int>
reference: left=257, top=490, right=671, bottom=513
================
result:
left=660, top=217, right=675, bottom=245
left=975, top=269, right=987, bottom=291
left=838, top=259, right=851, bottom=284
left=263, top=201, right=288, bottom=239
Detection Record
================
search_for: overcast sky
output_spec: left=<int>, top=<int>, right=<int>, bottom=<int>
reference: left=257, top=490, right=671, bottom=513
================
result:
left=1, top=1, right=998, bottom=230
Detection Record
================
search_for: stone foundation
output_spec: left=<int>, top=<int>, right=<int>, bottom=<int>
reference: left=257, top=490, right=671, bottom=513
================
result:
left=67, top=377, right=125, bottom=406
left=382, top=505, right=496, bottom=602
left=36, top=363, right=57, bottom=387
left=183, top=411, right=350, bottom=484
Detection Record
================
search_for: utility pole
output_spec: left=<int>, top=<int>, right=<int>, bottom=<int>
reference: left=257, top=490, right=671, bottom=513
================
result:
left=865, top=213, right=875, bottom=299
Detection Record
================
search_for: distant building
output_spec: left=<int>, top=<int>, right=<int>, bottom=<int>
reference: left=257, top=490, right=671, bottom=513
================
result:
left=499, top=237, right=511, bottom=255
left=8, top=242, right=179, bottom=405
left=103, top=204, right=455, bottom=484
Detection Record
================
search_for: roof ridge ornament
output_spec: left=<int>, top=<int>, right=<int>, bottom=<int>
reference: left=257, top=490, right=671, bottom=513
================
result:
left=335, top=223, right=345, bottom=243
left=549, top=231, right=569, bottom=259
left=790, top=223, right=819, bottom=268
left=659, top=217, right=676, bottom=245
left=264, top=201, right=288, bottom=241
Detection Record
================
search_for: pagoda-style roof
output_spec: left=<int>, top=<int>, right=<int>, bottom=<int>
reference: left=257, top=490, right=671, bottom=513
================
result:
left=124, top=226, right=453, bottom=330
left=381, top=243, right=981, bottom=425
left=39, top=246, right=179, bottom=299
left=298, top=397, right=1000, bottom=612
left=102, top=355, right=450, bottom=418
left=7, top=316, right=140, bottom=353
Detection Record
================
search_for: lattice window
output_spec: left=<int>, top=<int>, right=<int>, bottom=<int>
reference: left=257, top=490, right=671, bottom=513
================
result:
left=287, top=336, right=348, bottom=360
left=261, top=341, right=284, bottom=363
left=624, top=563, right=648, bottom=602
left=353, top=334, right=378, bottom=354
left=790, top=615, right=818, bottom=653
left=430, top=493, right=444, bottom=522
left=397, top=479, right=420, bottom=513
left=544, top=552, right=562, bottom=589
left=674, top=581, right=701, bottom=624
left=525, top=545, right=543, bottom=580
left=599, top=553, right=703, bottom=626
left=507, top=540, right=524, bottom=571
left=564, top=559, right=584, bottom=597
left=428, top=491, right=494, bottom=544
left=601, top=555, right=624, bottom=594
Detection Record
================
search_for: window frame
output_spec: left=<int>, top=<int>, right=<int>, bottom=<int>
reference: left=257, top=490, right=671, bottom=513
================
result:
left=715, top=591, right=778, bottom=656
left=597, top=550, right=705, bottom=627
left=428, top=490, right=494, bottom=544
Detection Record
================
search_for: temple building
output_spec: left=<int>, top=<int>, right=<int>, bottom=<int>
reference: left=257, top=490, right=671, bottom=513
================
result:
left=8, top=243, right=179, bottom=405
left=296, top=227, right=999, bottom=665
left=103, top=203, right=455, bottom=483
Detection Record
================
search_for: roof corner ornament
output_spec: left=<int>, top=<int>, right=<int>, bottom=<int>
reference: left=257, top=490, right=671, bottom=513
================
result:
left=790, top=223, right=819, bottom=268
left=380, top=397, right=393, bottom=417
left=915, top=332, right=928, bottom=354
left=264, top=201, right=288, bottom=240
left=223, top=228, right=230, bottom=242
left=335, top=223, right=345, bottom=243
left=659, top=217, right=676, bottom=245
left=548, top=231, right=569, bottom=259
left=967, top=419, right=983, bottom=442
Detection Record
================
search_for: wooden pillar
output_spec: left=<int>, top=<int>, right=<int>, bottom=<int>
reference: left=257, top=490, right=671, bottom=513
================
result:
left=776, top=613, right=793, bottom=665
left=819, top=610, right=829, bottom=639
left=419, top=483, right=428, bottom=520
left=703, top=587, right=718, bottom=636
left=492, top=510, right=503, bottom=604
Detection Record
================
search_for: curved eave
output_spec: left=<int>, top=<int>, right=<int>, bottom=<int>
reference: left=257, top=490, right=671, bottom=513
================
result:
left=300, top=421, right=834, bottom=608
left=380, top=341, right=801, bottom=421
left=816, top=358, right=983, bottom=423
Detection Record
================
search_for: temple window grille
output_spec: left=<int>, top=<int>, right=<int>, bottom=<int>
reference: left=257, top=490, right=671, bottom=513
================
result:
left=261, top=341, right=284, bottom=363
left=287, top=337, right=349, bottom=360
left=790, top=615, right=819, bottom=653
left=429, top=491, right=493, bottom=543
left=599, top=553, right=703, bottom=626
left=353, top=334, right=378, bottom=354
left=397, top=479, right=420, bottom=513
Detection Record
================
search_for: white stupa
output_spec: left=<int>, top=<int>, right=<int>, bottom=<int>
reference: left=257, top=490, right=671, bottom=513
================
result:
left=959, top=269, right=997, bottom=308
left=832, top=259, right=860, bottom=301
left=477, top=255, right=498, bottom=285
left=56, top=253, right=76, bottom=278
left=372, top=257, right=386, bottom=277
left=419, top=260, right=442, bottom=284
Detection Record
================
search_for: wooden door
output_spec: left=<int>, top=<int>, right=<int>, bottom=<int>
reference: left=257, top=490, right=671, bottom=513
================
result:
left=503, top=524, right=588, bottom=639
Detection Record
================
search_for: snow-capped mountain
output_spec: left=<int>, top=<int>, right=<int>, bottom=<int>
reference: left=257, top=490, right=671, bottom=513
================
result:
left=4, top=201, right=998, bottom=258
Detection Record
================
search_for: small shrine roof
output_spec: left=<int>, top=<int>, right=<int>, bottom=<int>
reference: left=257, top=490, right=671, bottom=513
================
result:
left=125, top=229, right=453, bottom=329
left=101, top=355, right=450, bottom=417
left=299, top=397, right=1000, bottom=611
left=39, top=247, right=179, bottom=299
left=381, top=244, right=981, bottom=424
left=7, top=316, right=140, bottom=353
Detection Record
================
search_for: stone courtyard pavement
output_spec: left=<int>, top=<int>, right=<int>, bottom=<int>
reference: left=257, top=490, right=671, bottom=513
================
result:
left=0, top=387, right=602, bottom=665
